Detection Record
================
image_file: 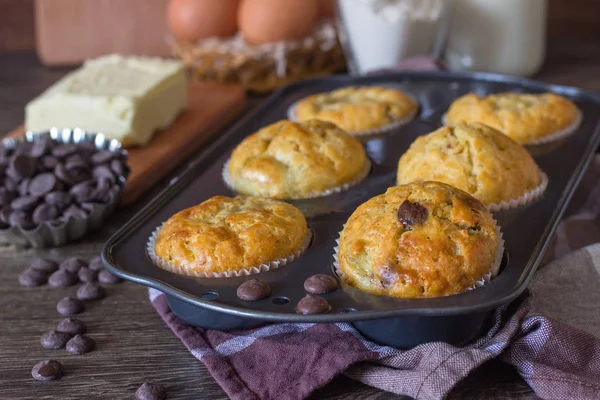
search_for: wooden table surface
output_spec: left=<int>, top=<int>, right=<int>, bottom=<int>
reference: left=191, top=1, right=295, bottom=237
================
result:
left=1, top=39, right=599, bottom=400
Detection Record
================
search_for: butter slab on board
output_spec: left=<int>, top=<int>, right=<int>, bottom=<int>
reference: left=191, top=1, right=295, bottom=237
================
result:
left=9, top=82, right=247, bottom=206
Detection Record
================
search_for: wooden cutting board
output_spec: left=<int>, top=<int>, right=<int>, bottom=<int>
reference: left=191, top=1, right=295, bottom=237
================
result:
left=9, top=82, right=247, bottom=206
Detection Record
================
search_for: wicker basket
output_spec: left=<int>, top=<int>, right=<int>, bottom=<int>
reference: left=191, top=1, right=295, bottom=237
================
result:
left=172, top=21, right=347, bottom=93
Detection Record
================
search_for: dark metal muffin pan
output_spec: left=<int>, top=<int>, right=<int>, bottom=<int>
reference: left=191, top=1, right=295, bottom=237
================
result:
left=102, top=72, right=600, bottom=348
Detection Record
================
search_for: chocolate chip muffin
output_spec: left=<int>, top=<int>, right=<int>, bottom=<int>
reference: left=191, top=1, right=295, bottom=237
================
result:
left=293, top=86, right=417, bottom=134
left=337, top=181, right=499, bottom=298
left=225, top=120, right=369, bottom=200
left=151, top=195, right=310, bottom=277
left=397, top=122, right=546, bottom=208
left=444, top=92, right=581, bottom=144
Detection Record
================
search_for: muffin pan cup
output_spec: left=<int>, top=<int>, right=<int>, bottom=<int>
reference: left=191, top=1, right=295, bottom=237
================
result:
left=102, top=71, right=600, bottom=349
left=0, top=128, right=129, bottom=248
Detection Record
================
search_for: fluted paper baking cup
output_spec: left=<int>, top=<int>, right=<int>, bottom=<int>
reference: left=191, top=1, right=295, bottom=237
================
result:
left=222, top=157, right=371, bottom=199
left=0, top=128, right=129, bottom=248
left=286, top=96, right=419, bottom=138
left=441, top=110, right=582, bottom=145
left=147, top=227, right=312, bottom=278
left=487, top=171, right=548, bottom=212
left=333, top=221, right=504, bottom=294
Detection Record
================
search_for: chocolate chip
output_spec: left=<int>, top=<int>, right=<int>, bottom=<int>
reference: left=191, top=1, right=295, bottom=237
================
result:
left=397, top=200, right=428, bottom=230
left=57, top=297, right=84, bottom=316
left=236, top=279, right=271, bottom=301
left=31, top=360, right=64, bottom=381
left=303, top=274, right=338, bottom=294
left=93, top=165, right=116, bottom=184
left=30, top=258, right=58, bottom=273
left=32, top=203, right=60, bottom=224
left=30, top=139, right=51, bottom=158
left=40, top=330, right=71, bottom=349
left=61, top=204, right=88, bottom=220
left=70, top=180, right=95, bottom=203
left=110, top=158, right=126, bottom=177
left=45, top=191, right=72, bottom=209
left=18, top=178, right=30, bottom=196
left=136, top=382, right=167, bottom=400
left=4, top=176, right=18, bottom=191
left=295, top=294, right=331, bottom=315
left=77, top=267, right=98, bottom=283
left=29, top=173, right=57, bottom=196
left=10, top=154, right=36, bottom=178
left=91, top=150, right=115, bottom=165
left=56, top=318, right=87, bottom=336
left=65, top=334, right=95, bottom=355
left=48, top=269, right=78, bottom=288
left=80, top=202, right=95, bottom=214
left=65, top=153, right=89, bottom=168
left=0, top=188, right=14, bottom=206
left=42, top=155, right=59, bottom=170
left=98, top=269, right=122, bottom=284
left=14, top=142, right=35, bottom=156
left=52, top=144, right=78, bottom=159
left=10, top=195, right=39, bottom=211
left=76, top=283, right=105, bottom=301
left=60, top=257, right=87, bottom=274
left=18, top=267, right=48, bottom=287
left=88, top=256, right=104, bottom=271
left=92, top=178, right=112, bottom=203
left=9, top=211, right=35, bottom=230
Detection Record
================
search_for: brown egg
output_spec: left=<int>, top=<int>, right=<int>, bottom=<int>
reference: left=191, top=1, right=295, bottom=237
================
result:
left=167, top=0, right=239, bottom=42
left=319, top=0, right=337, bottom=19
left=238, top=0, right=319, bottom=45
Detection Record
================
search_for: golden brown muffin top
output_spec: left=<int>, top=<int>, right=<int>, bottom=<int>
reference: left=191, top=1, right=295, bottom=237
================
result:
left=154, top=195, right=309, bottom=276
left=445, top=92, right=580, bottom=144
left=295, top=86, right=417, bottom=133
left=227, top=119, right=368, bottom=200
left=397, top=122, right=542, bottom=206
left=338, top=181, right=498, bottom=298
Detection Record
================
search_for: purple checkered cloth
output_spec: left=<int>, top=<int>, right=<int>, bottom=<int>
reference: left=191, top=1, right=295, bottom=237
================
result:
left=148, top=60, right=600, bottom=399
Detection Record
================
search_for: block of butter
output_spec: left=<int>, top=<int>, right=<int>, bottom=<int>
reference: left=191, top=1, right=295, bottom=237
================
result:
left=25, top=54, right=187, bottom=147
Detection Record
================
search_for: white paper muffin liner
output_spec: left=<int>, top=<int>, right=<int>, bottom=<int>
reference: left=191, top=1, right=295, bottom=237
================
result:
left=147, top=226, right=312, bottom=278
left=222, top=157, right=371, bottom=199
left=286, top=95, right=419, bottom=138
left=441, top=109, right=583, bottom=145
left=332, top=221, right=504, bottom=294
left=487, top=171, right=548, bottom=212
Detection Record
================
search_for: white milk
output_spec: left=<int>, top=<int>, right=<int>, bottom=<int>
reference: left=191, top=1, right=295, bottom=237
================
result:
left=446, top=0, right=547, bottom=77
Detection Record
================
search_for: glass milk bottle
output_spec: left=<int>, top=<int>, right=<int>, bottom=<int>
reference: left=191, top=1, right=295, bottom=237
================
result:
left=445, top=0, right=548, bottom=77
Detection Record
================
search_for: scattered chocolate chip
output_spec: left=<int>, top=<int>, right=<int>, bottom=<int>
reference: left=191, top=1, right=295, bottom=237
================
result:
left=136, top=382, right=167, bottom=400
left=76, top=283, right=105, bottom=301
left=77, top=267, right=98, bottom=283
left=18, top=267, right=48, bottom=287
left=48, top=269, right=78, bottom=288
left=31, top=360, right=64, bottom=381
left=10, top=154, right=36, bottom=178
left=236, top=279, right=271, bottom=301
left=29, top=173, right=57, bottom=197
left=98, top=269, right=122, bottom=284
left=30, top=258, right=58, bottom=273
left=397, top=200, right=429, bottom=230
left=40, top=330, right=71, bottom=350
left=45, top=191, right=72, bottom=209
left=65, top=334, right=95, bottom=355
left=88, top=256, right=104, bottom=271
left=10, top=195, right=39, bottom=211
left=56, top=318, right=87, bottom=336
left=32, top=203, right=60, bottom=224
left=295, top=294, right=331, bottom=315
left=303, top=274, right=338, bottom=294
left=59, top=257, right=87, bottom=274
left=56, top=297, right=84, bottom=316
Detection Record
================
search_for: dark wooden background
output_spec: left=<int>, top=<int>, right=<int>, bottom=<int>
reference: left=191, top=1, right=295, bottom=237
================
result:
left=0, top=0, right=599, bottom=53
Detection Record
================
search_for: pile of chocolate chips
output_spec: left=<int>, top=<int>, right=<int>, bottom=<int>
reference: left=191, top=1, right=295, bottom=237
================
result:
left=0, top=137, right=127, bottom=230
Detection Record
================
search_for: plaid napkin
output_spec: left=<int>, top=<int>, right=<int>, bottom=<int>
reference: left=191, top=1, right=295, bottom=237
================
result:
left=149, top=154, right=600, bottom=400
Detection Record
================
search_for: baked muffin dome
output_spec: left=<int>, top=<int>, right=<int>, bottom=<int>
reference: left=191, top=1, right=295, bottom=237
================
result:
left=294, top=86, right=417, bottom=133
left=152, top=196, right=309, bottom=277
left=226, top=119, right=369, bottom=199
left=337, top=181, right=499, bottom=298
left=445, top=92, right=581, bottom=144
left=397, top=122, right=544, bottom=207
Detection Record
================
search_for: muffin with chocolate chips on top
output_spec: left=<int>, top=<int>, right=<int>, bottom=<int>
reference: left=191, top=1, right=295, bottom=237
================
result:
left=336, top=181, right=499, bottom=298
